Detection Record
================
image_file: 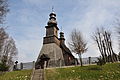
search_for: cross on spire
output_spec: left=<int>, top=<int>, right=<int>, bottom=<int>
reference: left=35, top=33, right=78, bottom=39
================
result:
left=61, top=26, right=63, bottom=32
left=52, top=6, right=54, bottom=12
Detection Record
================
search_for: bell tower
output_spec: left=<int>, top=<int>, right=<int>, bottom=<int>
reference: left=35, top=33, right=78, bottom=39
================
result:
left=43, top=12, right=60, bottom=45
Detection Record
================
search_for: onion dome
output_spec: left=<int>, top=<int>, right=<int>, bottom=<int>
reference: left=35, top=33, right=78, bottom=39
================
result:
left=60, top=32, right=65, bottom=40
left=47, top=12, right=57, bottom=26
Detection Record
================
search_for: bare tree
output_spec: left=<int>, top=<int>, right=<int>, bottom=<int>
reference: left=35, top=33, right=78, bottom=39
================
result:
left=117, top=27, right=120, bottom=50
left=115, top=19, right=120, bottom=50
left=3, top=37, right=18, bottom=66
left=0, top=0, right=9, bottom=24
left=0, top=28, right=18, bottom=70
left=92, top=28, right=117, bottom=63
left=69, top=29, right=87, bottom=66
left=0, top=0, right=9, bottom=54
left=0, top=0, right=17, bottom=71
left=0, top=28, right=8, bottom=52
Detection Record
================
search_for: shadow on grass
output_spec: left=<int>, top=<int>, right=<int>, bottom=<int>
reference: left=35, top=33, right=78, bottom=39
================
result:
left=87, top=66, right=102, bottom=71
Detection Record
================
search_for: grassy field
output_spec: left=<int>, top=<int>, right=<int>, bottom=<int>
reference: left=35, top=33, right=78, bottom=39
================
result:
left=45, top=63, right=120, bottom=80
left=0, top=69, right=32, bottom=80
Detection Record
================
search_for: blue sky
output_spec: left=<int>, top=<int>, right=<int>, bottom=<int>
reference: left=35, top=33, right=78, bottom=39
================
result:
left=5, top=0, right=120, bottom=63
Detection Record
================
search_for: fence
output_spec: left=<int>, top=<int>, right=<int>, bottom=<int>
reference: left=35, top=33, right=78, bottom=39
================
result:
left=14, top=57, right=98, bottom=70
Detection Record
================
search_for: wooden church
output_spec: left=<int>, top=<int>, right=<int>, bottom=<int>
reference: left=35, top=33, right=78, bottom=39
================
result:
left=35, top=11, right=76, bottom=69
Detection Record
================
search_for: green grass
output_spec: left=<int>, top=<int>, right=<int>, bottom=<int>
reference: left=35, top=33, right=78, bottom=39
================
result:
left=45, top=63, right=120, bottom=80
left=0, top=69, right=32, bottom=80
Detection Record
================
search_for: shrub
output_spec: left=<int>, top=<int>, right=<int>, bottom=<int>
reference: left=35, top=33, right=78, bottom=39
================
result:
left=0, top=62, right=9, bottom=71
left=96, top=57, right=106, bottom=66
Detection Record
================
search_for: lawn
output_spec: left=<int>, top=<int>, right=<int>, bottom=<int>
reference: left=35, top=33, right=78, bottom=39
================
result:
left=0, top=69, right=32, bottom=80
left=45, top=63, right=120, bottom=80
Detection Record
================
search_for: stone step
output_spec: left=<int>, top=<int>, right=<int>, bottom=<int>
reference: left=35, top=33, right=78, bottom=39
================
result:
left=31, top=69, right=44, bottom=80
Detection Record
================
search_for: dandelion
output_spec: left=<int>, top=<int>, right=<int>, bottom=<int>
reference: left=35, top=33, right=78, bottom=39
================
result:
left=100, top=75, right=103, bottom=78
left=105, top=77, right=107, bottom=79
left=116, top=71, right=120, bottom=73
left=72, top=70, right=75, bottom=72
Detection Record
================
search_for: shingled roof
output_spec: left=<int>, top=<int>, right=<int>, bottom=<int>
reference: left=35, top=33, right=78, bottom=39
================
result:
left=60, top=43, right=74, bottom=58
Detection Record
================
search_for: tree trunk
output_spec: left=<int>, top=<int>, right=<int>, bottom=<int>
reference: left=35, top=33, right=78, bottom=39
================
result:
left=78, top=53, right=83, bottom=66
left=102, top=41, right=107, bottom=62
left=104, top=32, right=110, bottom=62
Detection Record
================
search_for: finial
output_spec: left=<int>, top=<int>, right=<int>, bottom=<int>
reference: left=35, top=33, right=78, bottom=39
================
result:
left=61, top=26, right=63, bottom=32
left=52, top=6, right=54, bottom=12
